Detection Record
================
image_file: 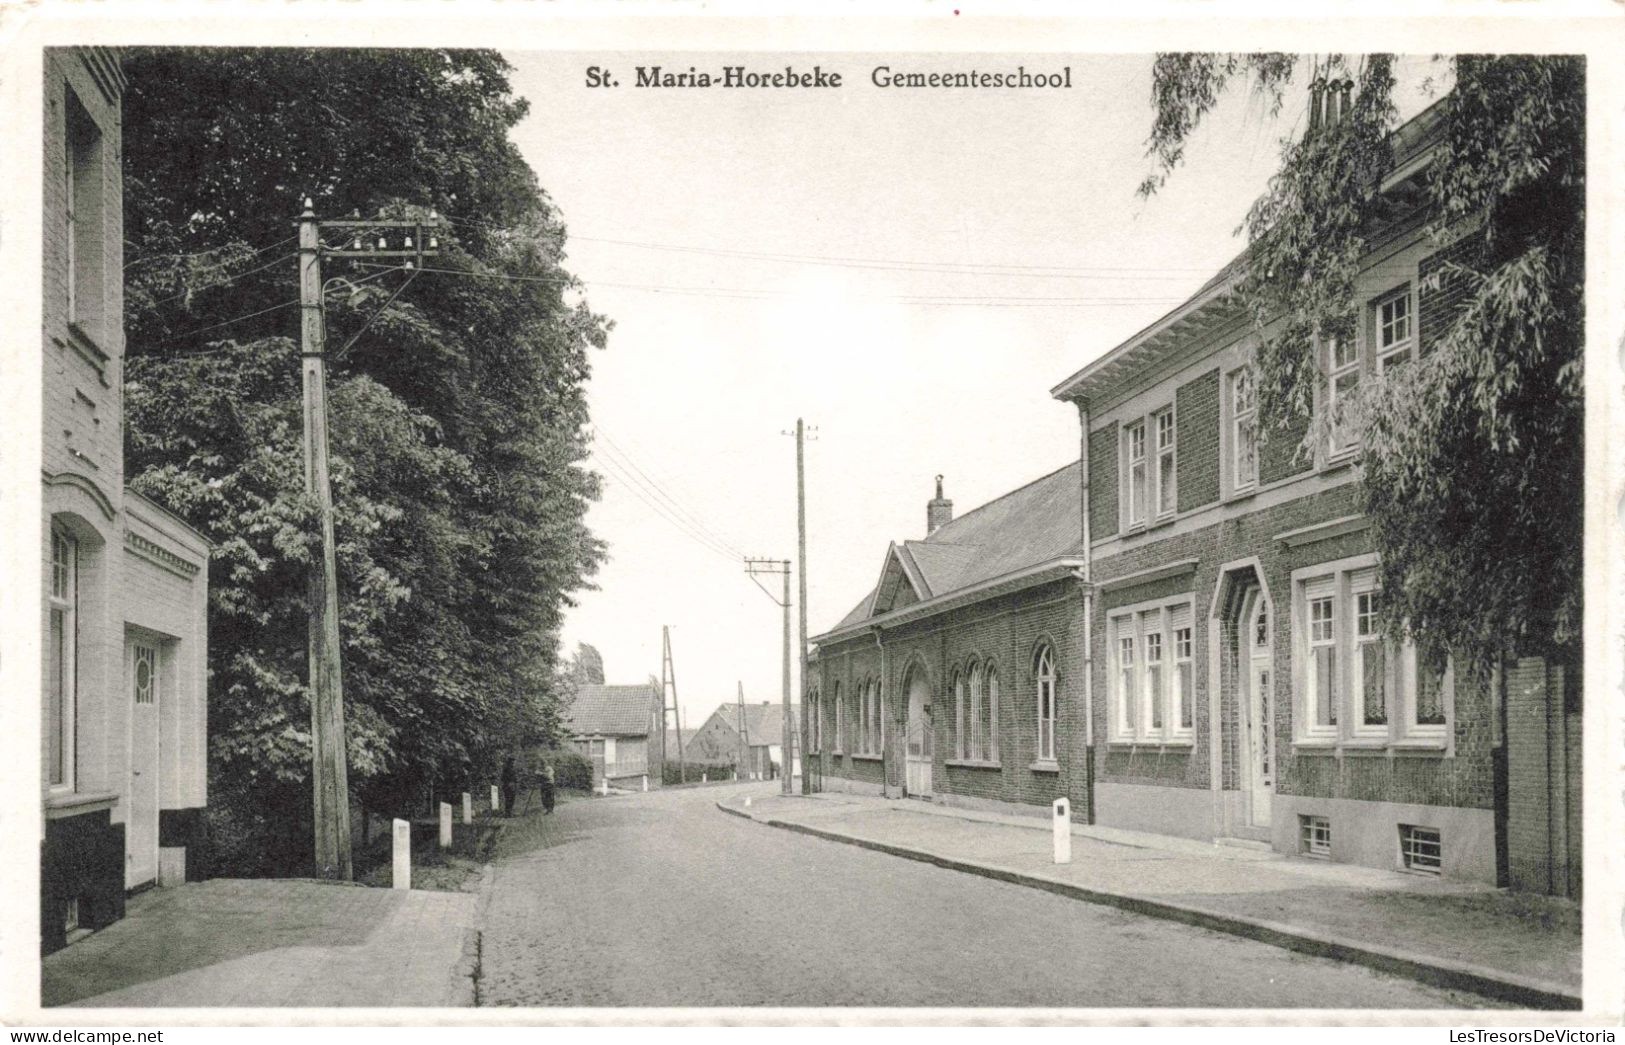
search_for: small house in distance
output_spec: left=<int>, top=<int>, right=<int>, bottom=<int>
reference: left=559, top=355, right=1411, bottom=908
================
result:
left=564, top=682, right=665, bottom=788
left=689, top=701, right=801, bottom=780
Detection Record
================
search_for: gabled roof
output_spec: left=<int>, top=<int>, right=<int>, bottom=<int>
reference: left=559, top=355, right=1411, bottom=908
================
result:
left=565, top=683, right=659, bottom=737
left=708, top=702, right=801, bottom=745
left=818, top=461, right=1083, bottom=642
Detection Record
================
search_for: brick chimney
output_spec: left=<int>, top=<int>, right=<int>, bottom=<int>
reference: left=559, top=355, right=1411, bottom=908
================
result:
left=927, top=474, right=953, bottom=535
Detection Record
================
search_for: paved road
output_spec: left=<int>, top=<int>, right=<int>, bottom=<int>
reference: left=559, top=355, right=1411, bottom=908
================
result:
left=479, top=782, right=1502, bottom=1009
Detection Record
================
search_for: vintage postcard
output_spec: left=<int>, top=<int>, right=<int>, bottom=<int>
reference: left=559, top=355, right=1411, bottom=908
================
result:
left=1, top=1, right=1620, bottom=1031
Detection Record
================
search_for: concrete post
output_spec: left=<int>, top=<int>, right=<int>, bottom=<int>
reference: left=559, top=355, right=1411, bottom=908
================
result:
left=745, top=796, right=752, bottom=807
left=703, top=772, right=708, bottom=784
left=439, top=802, right=452, bottom=848
left=600, top=778, right=609, bottom=796
left=392, top=818, right=411, bottom=890
left=462, top=792, right=473, bottom=824
left=490, top=784, right=500, bottom=813
left=1053, top=798, right=1072, bottom=864
left=641, top=774, right=648, bottom=792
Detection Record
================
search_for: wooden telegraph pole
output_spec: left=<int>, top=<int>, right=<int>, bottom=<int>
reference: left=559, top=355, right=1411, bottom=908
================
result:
left=662, top=626, right=685, bottom=784
left=744, top=557, right=794, bottom=795
left=297, top=199, right=437, bottom=879
left=795, top=419, right=812, bottom=795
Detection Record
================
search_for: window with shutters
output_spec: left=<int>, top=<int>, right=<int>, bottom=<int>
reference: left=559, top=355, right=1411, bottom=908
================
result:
left=1109, top=595, right=1197, bottom=744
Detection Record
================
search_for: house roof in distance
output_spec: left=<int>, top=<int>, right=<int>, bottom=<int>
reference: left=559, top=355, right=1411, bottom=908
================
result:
left=710, top=701, right=801, bottom=745
left=565, top=683, right=659, bottom=737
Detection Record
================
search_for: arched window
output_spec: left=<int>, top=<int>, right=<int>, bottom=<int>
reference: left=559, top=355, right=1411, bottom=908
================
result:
left=951, top=670, right=966, bottom=759
left=968, top=661, right=985, bottom=761
left=869, top=679, right=884, bottom=754
left=833, top=682, right=845, bottom=754
left=808, top=687, right=820, bottom=753
left=1035, top=645, right=1057, bottom=763
left=983, top=665, right=1000, bottom=762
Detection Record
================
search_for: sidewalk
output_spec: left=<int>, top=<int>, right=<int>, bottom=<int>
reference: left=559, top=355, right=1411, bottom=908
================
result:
left=719, top=791, right=1581, bottom=1009
left=43, top=878, right=478, bottom=1008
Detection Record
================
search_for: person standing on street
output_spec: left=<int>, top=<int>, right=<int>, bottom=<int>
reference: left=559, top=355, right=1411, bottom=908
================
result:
left=540, top=761, right=557, bottom=815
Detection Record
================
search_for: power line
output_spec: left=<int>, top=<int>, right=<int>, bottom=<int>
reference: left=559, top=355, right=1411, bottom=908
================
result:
left=590, top=442, right=742, bottom=562
left=125, top=234, right=298, bottom=273
left=590, top=425, right=746, bottom=558
left=590, top=449, right=742, bottom=564
left=148, top=251, right=298, bottom=306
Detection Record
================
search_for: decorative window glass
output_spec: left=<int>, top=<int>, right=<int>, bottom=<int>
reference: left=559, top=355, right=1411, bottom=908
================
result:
left=1035, top=645, right=1057, bottom=763
left=1307, top=586, right=1338, bottom=733
left=48, top=525, right=77, bottom=789
left=1376, top=288, right=1414, bottom=372
left=1172, top=606, right=1194, bottom=731
left=1126, top=421, right=1148, bottom=526
left=1326, top=335, right=1361, bottom=456
left=1154, top=409, right=1177, bottom=517
left=134, top=644, right=157, bottom=705
left=1144, top=630, right=1164, bottom=732
left=1296, top=560, right=1452, bottom=746
left=982, top=667, right=999, bottom=762
left=1110, top=597, right=1197, bottom=743
left=1231, top=368, right=1258, bottom=491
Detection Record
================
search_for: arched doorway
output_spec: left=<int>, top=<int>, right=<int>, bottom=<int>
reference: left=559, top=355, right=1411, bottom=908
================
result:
left=904, top=666, right=933, bottom=798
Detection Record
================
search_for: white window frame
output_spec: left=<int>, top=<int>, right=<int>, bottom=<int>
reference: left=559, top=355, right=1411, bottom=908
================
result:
left=47, top=525, right=78, bottom=792
left=952, top=670, right=967, bottom=759
left=1292, top=555, right=1453, bottom=749
left=1325, top=334, right=1361, bottom=459
left=1351, top=578, right=1388, bottom=739
left=833, top=682, right=845, bottom=754
left=1374, top=285, right=1415, bottom=373
left=1035, top=645, right=1057, bottom=764
left=1153, top=408, right=1177, bottom=519
left=1109, top=594, right=1197, bottom=744
left=1125, top=420, right=1148, bottom=527
left=968, top=662, right=984, bottom=761
left=1229, top=366, right=1259, bottom=493
left=1173, top=614, right=1194, bottom=733
left=982, top=665, right=1000, bottom=763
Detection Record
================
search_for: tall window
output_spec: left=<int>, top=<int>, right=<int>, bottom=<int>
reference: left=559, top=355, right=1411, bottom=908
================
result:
left=859, top=680, right=873, bottom=754
left=981, top=666, right=999, bottom=762
left=1297, top=561, right=1451, bottom=745
left=1035, top=645, right=1057, bottom=763
left=1110, top=597, right=1197, bottom=743
left=1375, top=287, right=1414, bottom=373
left=968, top=662, right=984, bottom=760
left=833, top=682, right=845, bottom=753
left=48, top=526, right=77, bottom=789
left=1326, top=335, right=1361, bottom=456
left=1231, top=367, right=1258, bottom=491
left=953, top=670, right=967, bottom=758
left=869, top=680, right=883, bottom=754
left=65, top=91, right=101, bottom=333
left=1154, top=408, right=1177, bottom=518
left=807, top=688, right=820, bottom=752
left=1172, top=606, right=1194, bottom=731
left=1126, top=421, right=1147, bottom=526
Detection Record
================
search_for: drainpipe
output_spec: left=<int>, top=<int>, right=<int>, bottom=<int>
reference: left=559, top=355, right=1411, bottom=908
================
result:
left=872, top=626, right=892, bottom=799
left=1075, top=397, right=1096, bottom=824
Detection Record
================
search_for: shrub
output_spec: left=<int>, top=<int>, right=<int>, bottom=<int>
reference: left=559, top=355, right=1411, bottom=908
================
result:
left=662, top=760, right=736, bottom=786
left=528, top=746, right=594, bottom=791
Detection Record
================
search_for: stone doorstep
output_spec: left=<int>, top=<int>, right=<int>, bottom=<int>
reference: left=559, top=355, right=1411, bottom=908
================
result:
left=717, top=797, right=1580, bottom=1010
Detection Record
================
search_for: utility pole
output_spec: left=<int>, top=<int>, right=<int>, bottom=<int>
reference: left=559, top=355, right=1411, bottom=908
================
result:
left=794, top=420, right=815, bottom=795
left=736, top=680, right=748, bottom=779
left=296, top=199, right=437, bottom=879
left=662, top=626, right=685, bottom=784
left=744, top=557, right=794, bottom=795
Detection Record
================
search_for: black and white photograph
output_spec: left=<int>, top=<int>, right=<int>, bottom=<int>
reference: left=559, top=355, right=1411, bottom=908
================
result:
left=4, top=4, right=1620, bottom=1030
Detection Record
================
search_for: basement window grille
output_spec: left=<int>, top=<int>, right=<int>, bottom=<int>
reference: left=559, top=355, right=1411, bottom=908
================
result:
left=1299, top=815, right=1331, bottom=857
left=1399, top=824, right=1442, bottom=875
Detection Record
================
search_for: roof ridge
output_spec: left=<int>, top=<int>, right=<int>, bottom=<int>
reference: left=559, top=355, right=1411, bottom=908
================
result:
left=925, top=459, right=1078, bottom=541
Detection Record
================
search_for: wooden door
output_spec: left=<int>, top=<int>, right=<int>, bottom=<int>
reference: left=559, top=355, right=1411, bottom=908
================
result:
left=127, top=641, right=160, bottom=888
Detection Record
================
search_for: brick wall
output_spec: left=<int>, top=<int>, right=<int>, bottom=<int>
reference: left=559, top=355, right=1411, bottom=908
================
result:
left=1505, top=656, right=1581, bottom=898
left=1175, top=368, right=1221, bottom=512
left=816, top=577, right=1087, bottom=815
left=1257, top=409, right=1312, bottom=486
left=1088, top=421, right=1118, bottom=540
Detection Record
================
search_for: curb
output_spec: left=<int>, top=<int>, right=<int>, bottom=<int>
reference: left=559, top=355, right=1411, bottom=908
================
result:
left=717, top=801, right=1579, bottom=1011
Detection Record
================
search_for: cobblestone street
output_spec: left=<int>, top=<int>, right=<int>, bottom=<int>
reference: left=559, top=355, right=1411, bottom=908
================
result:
left=478, top=782, right=1506, bottom=1009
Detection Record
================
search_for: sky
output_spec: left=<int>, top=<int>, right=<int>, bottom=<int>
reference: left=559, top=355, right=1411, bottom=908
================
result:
left=502, top=51, right=1444, bottom=731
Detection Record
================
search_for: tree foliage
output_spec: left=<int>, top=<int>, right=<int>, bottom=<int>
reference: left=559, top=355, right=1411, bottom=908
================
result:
left=120, top=49, right=608, bottom=872
left=1141, top=54, right=1583, bottom=667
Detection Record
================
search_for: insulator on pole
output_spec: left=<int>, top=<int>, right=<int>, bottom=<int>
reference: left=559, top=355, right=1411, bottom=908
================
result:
left=377, top=236, right=387, bottom=250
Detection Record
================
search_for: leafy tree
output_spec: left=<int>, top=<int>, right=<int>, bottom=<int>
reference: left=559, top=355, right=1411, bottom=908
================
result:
left=120, top=49, right=607, bottom=873
left=1140, top=54, right=1582, bottom=669
left=571, top=642, right=606, bottom=686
